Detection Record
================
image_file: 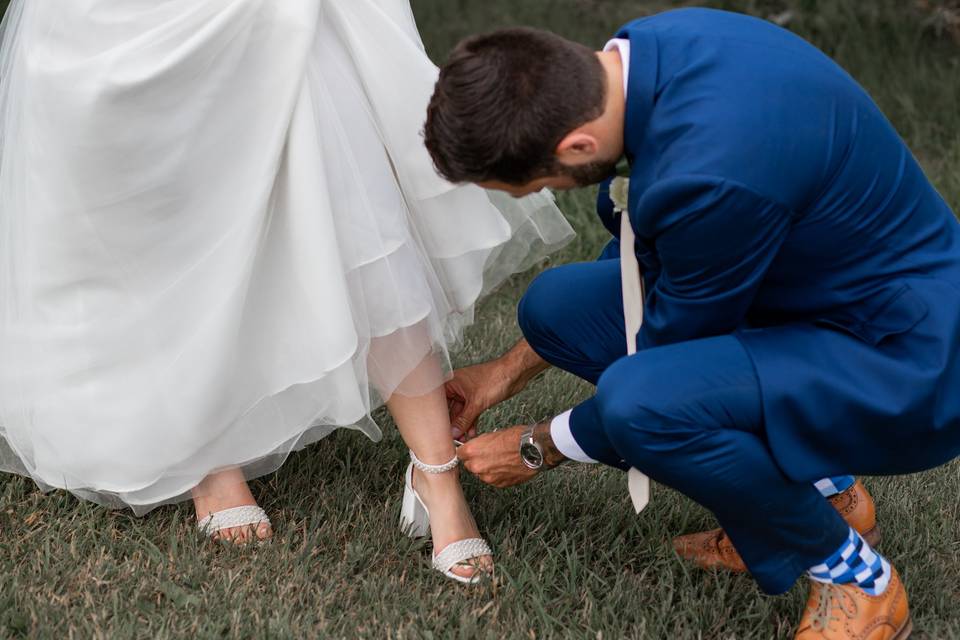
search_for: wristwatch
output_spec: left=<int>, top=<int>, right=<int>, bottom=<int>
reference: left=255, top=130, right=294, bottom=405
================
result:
left=519, top=424, right=544, bottom=470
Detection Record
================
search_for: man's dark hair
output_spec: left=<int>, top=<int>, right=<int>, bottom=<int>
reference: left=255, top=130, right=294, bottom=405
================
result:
left=424, top=27, right=607, bottom=185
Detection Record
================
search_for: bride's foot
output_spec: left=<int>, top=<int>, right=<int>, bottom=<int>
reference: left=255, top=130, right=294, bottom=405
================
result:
left=411, top=465, right=493, bottom=581
left=192, top=468, right=272, bottom=544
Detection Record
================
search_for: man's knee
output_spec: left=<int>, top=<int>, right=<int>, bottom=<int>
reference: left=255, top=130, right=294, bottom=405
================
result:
left=518, top=260, right=626, bottom=384
left=595, top=355, right=688, bottom=460
left=517, top=266, right=570, bottom=346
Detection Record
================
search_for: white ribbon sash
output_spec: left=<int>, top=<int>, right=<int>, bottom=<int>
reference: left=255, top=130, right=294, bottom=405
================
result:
left=619, top=212, right=650, bottom=514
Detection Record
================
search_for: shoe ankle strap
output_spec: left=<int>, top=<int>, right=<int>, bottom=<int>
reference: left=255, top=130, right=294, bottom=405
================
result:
left=409, top=450, right=459, bottom=474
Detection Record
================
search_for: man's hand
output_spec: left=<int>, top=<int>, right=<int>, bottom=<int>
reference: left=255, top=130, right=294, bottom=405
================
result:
left=458, top=422, right=568, bottom=488
left=445, top=339, right=551, bottom=441
left=445, top=360, right=514, bottom=441
left=457, top=425, right=538, bottom=488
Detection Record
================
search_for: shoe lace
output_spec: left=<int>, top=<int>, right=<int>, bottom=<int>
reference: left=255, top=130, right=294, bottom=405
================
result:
left=808, top=583, right=859, bottom=633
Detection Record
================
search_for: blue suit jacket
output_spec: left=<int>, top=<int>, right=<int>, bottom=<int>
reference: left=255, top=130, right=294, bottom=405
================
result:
left=597, top=9, right=960, bottom=479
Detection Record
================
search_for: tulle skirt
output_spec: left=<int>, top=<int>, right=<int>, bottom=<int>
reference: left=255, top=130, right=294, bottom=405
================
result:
left=0, top=0, right=573, bottom=513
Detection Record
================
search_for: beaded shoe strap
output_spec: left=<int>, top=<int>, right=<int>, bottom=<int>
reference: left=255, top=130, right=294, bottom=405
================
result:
left=197, top=505, right=270, bottom=535
left=409, top=450, right=459, bottom=474
left=432, top=538, right=493, bottom=574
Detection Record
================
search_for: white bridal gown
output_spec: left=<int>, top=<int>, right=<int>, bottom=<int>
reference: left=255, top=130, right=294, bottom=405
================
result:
left=0, top=0, right=573, bottom=513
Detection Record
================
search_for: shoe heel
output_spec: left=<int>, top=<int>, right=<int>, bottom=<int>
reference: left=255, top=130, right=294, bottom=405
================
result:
left=894, top=616, right=912, bottom=640
left=399, top=463, right=430, bottom=538
left=862, top=525, right=881, bottom=547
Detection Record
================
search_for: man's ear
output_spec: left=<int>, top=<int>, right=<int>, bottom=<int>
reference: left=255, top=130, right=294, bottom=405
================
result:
left=555, top=131, right=599, bottom=162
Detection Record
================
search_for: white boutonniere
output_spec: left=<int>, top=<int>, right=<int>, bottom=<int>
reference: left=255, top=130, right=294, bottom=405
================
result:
left=610, top=176, right=630, bottom=213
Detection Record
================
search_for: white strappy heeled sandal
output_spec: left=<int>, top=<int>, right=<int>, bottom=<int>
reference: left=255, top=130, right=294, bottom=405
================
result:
left=399, top=450, right=493, bottom=584
left=197, top=505, right=272, bottom=542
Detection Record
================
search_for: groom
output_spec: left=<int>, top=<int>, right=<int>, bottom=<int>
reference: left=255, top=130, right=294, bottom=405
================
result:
left=424, top=8, right=960, bottom=640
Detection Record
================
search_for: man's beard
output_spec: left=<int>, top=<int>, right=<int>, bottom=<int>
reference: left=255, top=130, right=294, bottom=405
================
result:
left=559, top=157, right=621, bottom=187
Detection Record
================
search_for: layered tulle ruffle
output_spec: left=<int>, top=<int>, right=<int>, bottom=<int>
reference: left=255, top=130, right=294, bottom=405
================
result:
left=0, top=0, right=573, bottom=512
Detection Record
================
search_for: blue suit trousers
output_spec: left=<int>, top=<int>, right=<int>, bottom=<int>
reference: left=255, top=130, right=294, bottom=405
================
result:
left=518, top=256, right=851, bottom=594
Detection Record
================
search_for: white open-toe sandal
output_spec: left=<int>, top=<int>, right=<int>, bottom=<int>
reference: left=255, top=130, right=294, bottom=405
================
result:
left=399, top=451, right=493, bottom=584
left=197, top=505, right=271, bottom=542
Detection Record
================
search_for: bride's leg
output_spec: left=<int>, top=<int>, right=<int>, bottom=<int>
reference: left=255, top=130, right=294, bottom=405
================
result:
left=387, top=357, right=493, bottom=579
left=192, top=468, right=272, bottom=543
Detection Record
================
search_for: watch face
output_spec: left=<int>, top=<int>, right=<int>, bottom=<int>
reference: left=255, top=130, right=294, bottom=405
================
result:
left=520, top=441, right=544, bottom=468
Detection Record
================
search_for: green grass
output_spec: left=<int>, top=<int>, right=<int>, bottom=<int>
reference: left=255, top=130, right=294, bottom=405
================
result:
left=2, top=1, right=960, bottom=638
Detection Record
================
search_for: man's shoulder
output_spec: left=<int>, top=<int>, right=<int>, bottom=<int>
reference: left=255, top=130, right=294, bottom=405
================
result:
left=616, top=7, right=824, bottom=67
left=617, top=7, right=781, bottom=38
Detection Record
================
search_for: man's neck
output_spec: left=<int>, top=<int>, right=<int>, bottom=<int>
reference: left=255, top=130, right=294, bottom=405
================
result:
left=590, top=50, right=627, bottom=158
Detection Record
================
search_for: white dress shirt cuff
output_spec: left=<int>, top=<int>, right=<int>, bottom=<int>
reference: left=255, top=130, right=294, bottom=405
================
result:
left=550, top=409, right=598, bottom=464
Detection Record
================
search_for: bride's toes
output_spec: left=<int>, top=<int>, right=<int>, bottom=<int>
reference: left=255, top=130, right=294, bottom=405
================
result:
left=250, top=521, right=273, bottom=542
left=431, top=537, right=495, bottom=583
left=213, top=521, right=273, bottom=544
left=448, top=555, right=494, bottom=580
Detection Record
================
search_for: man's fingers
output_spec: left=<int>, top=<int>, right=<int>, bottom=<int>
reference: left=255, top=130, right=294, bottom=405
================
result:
left=447, top=393, right=464, bottom=419
left=452, top=407, right=479, bottom=435
left=464, top=461, right=486, bottom=478
left=457, top=440, right=474, bottom=461
left=444, top=380, right=463, bottom=400
left=459, top=446, right=488, bottom=474
left=448, top=398, right=466, bottom=439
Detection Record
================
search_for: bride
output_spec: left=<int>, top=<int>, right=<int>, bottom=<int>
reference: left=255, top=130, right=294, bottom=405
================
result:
left=0, top=0, right=572, bottom=582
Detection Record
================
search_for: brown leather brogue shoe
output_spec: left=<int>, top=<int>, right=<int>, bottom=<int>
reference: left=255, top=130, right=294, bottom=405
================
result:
left=795, top=566, right=911, bottom=639
left=827, top=481, right=880, bottom=547
left=672, top=526, right=748, bottom=572
left=673, top=480, right=879, bottom=573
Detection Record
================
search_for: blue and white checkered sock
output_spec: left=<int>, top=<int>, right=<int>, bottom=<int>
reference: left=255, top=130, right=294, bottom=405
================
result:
left=814, top=475, right=856, bottom=498
left=807, top=527, right=891, bottom=595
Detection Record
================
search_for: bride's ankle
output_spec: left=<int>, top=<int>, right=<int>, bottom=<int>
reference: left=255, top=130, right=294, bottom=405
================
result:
left=412, top=466, right=462, bottom=495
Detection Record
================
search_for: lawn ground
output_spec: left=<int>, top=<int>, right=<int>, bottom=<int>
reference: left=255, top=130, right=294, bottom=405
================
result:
left=1, top=1, right=959, bottom=638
